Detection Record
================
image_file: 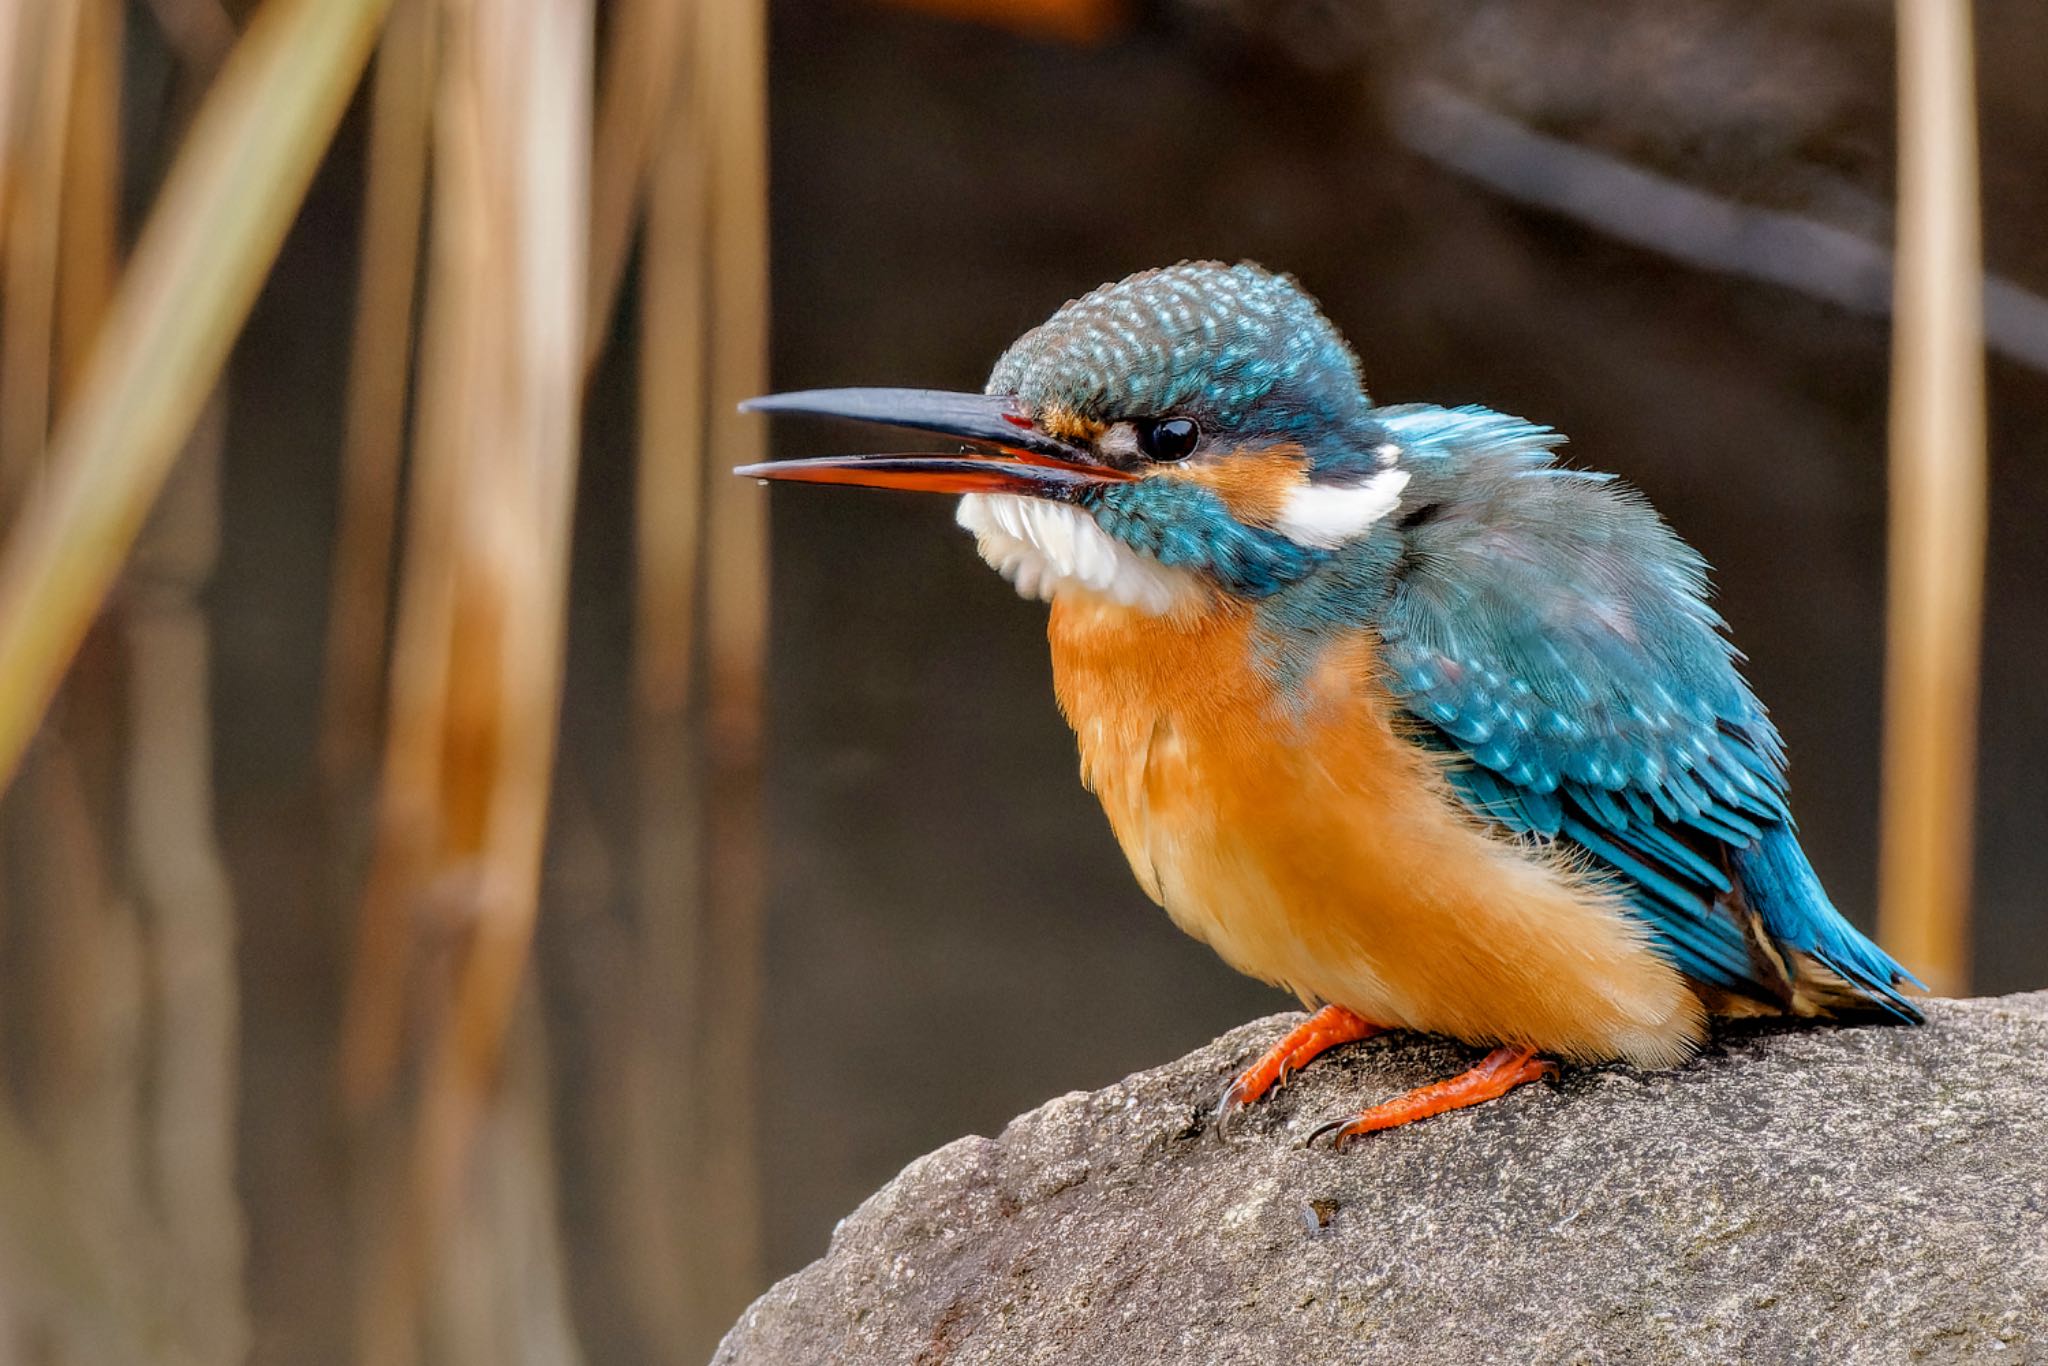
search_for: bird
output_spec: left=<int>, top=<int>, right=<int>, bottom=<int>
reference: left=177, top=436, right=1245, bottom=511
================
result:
left=735, top=261, right=1923, bottom=1147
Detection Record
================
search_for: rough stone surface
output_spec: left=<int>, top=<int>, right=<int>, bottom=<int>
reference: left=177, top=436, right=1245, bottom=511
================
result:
left=717, top=995, right=2048, bottom=1364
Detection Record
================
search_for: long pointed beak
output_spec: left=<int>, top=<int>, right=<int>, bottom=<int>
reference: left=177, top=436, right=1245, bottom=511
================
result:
left=734, top=387, right=1125, bottom=500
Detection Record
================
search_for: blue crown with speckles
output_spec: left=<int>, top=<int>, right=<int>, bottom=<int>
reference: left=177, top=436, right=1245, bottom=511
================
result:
left=985, top=262, right=1372, bottom=440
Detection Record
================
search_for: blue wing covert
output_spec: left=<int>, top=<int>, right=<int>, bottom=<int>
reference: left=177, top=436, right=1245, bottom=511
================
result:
left=1371, top=406, right=1920, bottom=1019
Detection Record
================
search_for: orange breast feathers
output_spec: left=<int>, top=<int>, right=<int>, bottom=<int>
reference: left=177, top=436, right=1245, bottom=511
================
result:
left=1045, top=593, right=1705, bottom=1067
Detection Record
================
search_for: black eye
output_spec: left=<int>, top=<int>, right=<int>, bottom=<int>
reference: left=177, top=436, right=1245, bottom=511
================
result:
left=1136, top=416, right=1200, bottom=462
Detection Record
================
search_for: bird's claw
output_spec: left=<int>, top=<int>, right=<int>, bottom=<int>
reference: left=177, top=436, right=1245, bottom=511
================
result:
left=1217, top=1067, right=1281, bottom=1115
left=1209, top=1067, right=1279, bottom=1140
left=1209, top=1093, right=1238, bottom=1142
left=1304, top=1114, right=1360, bottom=1151
left=1211, top=1005, right=1383, bottom=1142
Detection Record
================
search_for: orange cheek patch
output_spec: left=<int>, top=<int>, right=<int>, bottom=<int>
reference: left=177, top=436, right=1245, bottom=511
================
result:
left=1169, top=444, right=1309, bottom=527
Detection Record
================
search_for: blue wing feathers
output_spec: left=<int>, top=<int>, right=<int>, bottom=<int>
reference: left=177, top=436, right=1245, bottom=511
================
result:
left=1369, top=405, right=1921, bottom=1019
left=1736, top=827, right=1926, bottom=1020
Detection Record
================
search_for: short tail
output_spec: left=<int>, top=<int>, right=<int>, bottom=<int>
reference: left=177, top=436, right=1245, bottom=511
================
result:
left=1733, top=825, right=1927, bottom=1023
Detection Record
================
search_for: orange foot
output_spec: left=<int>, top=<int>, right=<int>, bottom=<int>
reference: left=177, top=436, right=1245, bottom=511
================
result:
left=1307, top=1046, right=1557, bottom=1150
left=1216, top=1005, right=1383, bottom=1119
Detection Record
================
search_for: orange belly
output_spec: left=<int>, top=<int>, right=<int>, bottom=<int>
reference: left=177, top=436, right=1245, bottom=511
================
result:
left=1047, top=591, right=1704, bottom=1066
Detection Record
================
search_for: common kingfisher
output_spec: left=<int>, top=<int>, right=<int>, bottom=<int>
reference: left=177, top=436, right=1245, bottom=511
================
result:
left=737, top=262, right=1923, bottom=1146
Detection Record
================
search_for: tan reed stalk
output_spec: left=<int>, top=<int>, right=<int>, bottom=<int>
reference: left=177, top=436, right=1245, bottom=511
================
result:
left=688, top=0, right=771, bottom=1347
left=0, top=0, right=397, bottom=799
left=317, top=0, right=436, bottom=786
left=584, top=0, right=692, bottom=379
left=350, top=0, right=592, bottom=1356
left=1877, top=0, right=1987, bottom=996
left=622, top=16, right=708, bottom=1347
left=0, top=0, right=83, bottom=521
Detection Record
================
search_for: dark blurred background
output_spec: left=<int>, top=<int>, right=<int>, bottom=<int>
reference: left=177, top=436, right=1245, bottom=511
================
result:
left=2, top=0, right=2043, bottom=1361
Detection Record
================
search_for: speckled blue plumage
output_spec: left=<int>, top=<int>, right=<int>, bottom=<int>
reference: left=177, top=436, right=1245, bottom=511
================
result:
left=990, top=262, right=1922, bottom=1019
left=1359, top=404, right=1920, bottom=1018
left=988, top=262, right=1383, bottom=469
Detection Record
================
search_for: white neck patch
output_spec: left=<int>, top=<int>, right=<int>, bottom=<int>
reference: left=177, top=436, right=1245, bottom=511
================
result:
left=955, top=493, right=1200, bottom=617
left=1271, top=467, right=1411, bottom=548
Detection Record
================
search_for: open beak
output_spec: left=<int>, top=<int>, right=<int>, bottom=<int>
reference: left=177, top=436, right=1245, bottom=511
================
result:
left=734, top=387, right=1126, bottom=500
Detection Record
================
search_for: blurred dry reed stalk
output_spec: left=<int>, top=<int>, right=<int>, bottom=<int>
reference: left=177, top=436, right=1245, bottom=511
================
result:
left=128, top=395, right=249, bottom=1364
left=318, top=0, right=435, bottom=790
left=0, top=0, right=393, bottom=799
left=7, top=0, right=771, bottom=1348
left=0, top=0, right=388, bottom=1358
left=1877, top=0, right=1986, bottom=996
left=0, top=1, right=80, bottom=520
left=0, top=4, right=143, bottom=1357
left=344, top=0, right=593, bottom=1358
left=692, top=0, right=772, bottom=1344
left=551, top=0, right=711, bottom=1355
left=0, top=0, right=793, bottom=1355
left=334, top=0, right=770, bottom=1359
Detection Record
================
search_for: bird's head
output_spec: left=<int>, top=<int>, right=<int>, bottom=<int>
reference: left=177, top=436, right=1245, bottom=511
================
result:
left=739, top=262, right=1411, bottom=615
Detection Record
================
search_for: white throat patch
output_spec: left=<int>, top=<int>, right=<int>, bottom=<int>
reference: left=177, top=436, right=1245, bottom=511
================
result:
left=955, top=493, right=1200, bottom=617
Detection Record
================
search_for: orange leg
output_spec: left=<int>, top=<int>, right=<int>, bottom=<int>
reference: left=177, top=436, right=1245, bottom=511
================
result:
left=1308, top=1046, right=1557, bottom=1150
left=1217, top=1005, right=1383, bottom=1116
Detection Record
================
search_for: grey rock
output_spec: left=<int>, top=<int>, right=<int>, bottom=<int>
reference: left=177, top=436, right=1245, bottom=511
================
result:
left=717, top=994, right=2048, bottom=1365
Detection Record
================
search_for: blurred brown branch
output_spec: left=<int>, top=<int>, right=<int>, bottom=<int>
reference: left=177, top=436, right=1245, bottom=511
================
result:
left=1392, top=79, right=2048, bottom=376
